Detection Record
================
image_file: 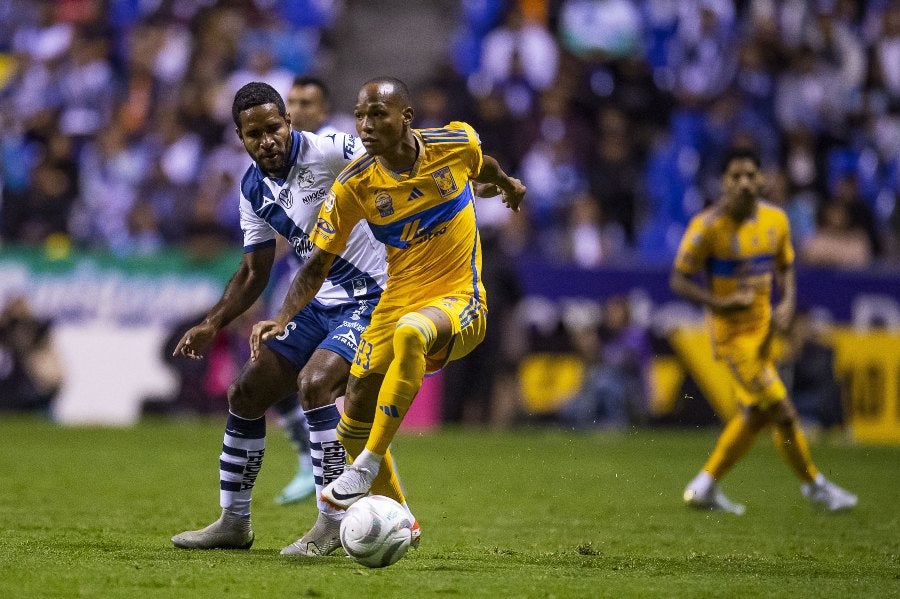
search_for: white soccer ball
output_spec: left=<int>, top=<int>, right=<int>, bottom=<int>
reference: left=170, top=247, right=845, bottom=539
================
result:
left=339, top=495, right=413, bottom=568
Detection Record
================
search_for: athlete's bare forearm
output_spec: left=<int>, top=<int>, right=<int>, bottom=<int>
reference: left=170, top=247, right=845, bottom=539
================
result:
left=274, top=247, right=335, bottom=325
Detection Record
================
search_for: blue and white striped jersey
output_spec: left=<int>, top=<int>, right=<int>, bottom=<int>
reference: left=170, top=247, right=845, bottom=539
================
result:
left=239, top=130, right=387, bottom=307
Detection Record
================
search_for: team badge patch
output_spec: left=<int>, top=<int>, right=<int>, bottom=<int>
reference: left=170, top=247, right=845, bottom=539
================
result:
left=296, top=167, right=314, bottom=189
left=278, top=188, right=293, bottom=208
left=375, top=191, right=394, bottom=217
left=316, top=217, right=336, bottom=236
left=324, top=190, right=336, bottom=212
left=431, top=166, right=458, bottom=197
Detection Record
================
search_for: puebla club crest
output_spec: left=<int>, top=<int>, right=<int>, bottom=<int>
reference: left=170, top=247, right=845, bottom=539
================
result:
left=297, top=167, right=314, bottom=189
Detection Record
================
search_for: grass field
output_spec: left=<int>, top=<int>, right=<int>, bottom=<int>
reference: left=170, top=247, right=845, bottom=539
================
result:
left=1, top=416, right=897, bottom=599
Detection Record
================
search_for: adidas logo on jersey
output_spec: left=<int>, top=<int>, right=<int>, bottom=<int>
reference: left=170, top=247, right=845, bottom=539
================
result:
left=407, top=187, right=424, bottom=201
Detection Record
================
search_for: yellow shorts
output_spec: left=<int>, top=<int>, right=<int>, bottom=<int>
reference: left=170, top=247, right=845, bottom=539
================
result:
left=350, top=293, right=487, bottom=378
left=716, top=330, right=786, bottom=409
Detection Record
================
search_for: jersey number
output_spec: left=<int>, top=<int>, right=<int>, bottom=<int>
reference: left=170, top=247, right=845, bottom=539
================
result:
left=354, top=340, right=373, bottom=371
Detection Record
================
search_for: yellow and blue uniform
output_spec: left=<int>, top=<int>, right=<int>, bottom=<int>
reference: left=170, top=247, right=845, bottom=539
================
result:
left=311, top=121, right=488, bottom=378
left=674, top=200, right=795, bottom=408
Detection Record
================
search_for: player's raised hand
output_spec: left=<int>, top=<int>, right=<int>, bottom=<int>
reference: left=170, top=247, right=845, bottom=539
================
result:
left=249, top=319, right=286, bottom=362
left=500, top=177, right=526, bottom=212
left=173, top=322, right=217, bottom=360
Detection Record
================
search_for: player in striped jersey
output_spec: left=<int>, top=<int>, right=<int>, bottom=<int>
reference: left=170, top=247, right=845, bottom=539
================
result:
left=250, top=77, right=525, bottom=513
left=170, top=82, right=409, bottom=556
left=270, top=76, right=345, bottom=506
left=672, top=148, right=857, bottom=514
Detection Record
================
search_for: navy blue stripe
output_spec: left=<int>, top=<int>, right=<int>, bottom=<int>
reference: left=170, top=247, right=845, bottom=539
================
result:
left=707, top=254, right=775, bottom=276
left=367, top=185, right=473, bottom=249
left=222, top=445, right=248, bottom=458
left=422, top=139, right=469, bottom=145
left=308, top=418, right=340, bottom=432
left=243, top=239, right=276, bottom=253
left=220, top=481, right=243, bottom=492
left=314, top=475, right=324, bottom=485
left=309, top=441, right=322, bottom=451
left=311, top=457, right=322, bottom=467
left=327, top=255, right=384, bottom=298
left=305, top=404, right=340, bottom=425
left=219, top=459, right=244, bottom=474
left=225, top=413, right=266, bottom=438
left=337, top=155, right=375, bottom=183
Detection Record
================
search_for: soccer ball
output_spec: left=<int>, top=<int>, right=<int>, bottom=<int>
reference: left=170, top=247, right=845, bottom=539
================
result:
left=339, top=495, right=414, bottom=568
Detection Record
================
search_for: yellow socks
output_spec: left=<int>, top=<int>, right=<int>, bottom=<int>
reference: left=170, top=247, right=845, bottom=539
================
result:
left=336, top=414, right=406, bottom=504
left=772, top=421, right=819, bottom=483
left=366, top=313, right=436, bottom=456
left=703, top=414, right=763, bottom=480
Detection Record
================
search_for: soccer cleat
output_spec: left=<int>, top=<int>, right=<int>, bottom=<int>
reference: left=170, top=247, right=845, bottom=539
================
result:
left=683, top=478, right=746, bottom=515
left=409, top=518, right=421, bottom=549
left=171, top=510, right=254, bottom=549
left=801, top=475, right=858, bottom=512
left=274, top=469, right=316, bottom=505
left=321, top=464, right=375, bottom=509
left=280, top=512, right=343, bottom=556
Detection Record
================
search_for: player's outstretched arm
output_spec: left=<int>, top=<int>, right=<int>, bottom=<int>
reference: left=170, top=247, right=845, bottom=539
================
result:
left=173, top=245, right=275, bottom=360
left=475, top=154, right=525, bottom=212
left=249, top=246, right=336, bottom=361
left=772, top=265, right=796, bottom=333
left=670, top=269, right=754, bottom=314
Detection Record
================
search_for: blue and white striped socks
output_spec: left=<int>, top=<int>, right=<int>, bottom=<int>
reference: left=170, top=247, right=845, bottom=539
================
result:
left=305, top=404, right=345, bottom=517
left=219, top=412, right=266, bottom=516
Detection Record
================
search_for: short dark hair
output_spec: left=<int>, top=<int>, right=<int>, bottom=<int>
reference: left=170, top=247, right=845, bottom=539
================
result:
left=720, top=147, right=761, bottom=174
left=232, top=82, right=286, bottom=128
left=361, top=76, right=411, bottom=107
left=291, top=76, right=329, bottom=100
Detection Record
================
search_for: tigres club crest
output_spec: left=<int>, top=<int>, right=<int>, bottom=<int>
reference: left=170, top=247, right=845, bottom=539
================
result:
left=296, top=167, right=314, bottom=189
left=278, top=188, right=293, bottom=208
left=431, top=166, right=458, bottom=197
left=375, top=191, right=394, bottom=217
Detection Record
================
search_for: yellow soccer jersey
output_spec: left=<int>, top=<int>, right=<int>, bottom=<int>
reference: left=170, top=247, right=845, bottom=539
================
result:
left=311, top=121, right=486, bottom=307
left=674, top=200, right=795, bottom=346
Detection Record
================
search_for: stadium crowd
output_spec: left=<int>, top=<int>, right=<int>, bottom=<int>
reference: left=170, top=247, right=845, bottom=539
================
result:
left=1, top=0, right=895, bottom=432
left=1, top=0, right=898, bottom=268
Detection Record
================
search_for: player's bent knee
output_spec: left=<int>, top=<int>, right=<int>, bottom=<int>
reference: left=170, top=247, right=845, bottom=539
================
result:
left=297, top=370, right=340, bottom=410
left=393, top=315, right=436, bottom=356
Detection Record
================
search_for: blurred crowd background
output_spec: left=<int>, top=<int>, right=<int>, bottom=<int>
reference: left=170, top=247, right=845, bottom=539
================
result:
left=1, top=0, right=898, bottom=434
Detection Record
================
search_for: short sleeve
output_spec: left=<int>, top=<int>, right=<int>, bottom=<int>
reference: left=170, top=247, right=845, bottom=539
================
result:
left=446, top=121, right=483, bottom=180
left=674, top=216, right=709, bottom=275
left=775, top=211, right=795, bottom=269
left=310, top=180, right=366, bottom=255
left=239, top=192, right=275, bottom=252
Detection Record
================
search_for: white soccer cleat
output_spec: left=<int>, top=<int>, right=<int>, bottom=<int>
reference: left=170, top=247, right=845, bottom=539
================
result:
left=683, top=473, right=746, bottom=515
left=280, top=512, right=343, bottom=556
left=171, top=510, right=254, bottom=549
left=801, top=475, right=858, bottom=512
left=321, top=464, right=376, bottom=509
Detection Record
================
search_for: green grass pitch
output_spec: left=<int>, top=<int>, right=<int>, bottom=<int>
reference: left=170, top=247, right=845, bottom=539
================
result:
left=1, top=416, right=897, bottom=598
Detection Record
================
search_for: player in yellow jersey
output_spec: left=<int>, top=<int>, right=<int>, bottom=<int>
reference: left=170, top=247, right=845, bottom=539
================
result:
left=250, top=76, right=524, bottom=521
left=671, top=148, right=857, bottom=514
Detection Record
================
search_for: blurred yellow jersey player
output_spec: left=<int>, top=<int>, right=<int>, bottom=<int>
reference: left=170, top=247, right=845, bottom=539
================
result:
left=671, top=147, right=856, bottom=515
left=674, top=198, right=794, bottom=407
left=314, top=120, right=488, bottom=377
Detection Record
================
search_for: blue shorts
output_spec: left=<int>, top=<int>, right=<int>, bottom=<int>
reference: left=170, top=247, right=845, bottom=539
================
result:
left=264, top=297, right=379, bottom=370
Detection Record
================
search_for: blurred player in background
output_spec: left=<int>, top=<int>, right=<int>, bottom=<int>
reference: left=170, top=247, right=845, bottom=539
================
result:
left=171, top=81, right=406, bottom=556
left=268, top=76, right=345, bottom=506
left=251, top=77, right=525, bottom=514
left=671, top=147, right=857, bottom=514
